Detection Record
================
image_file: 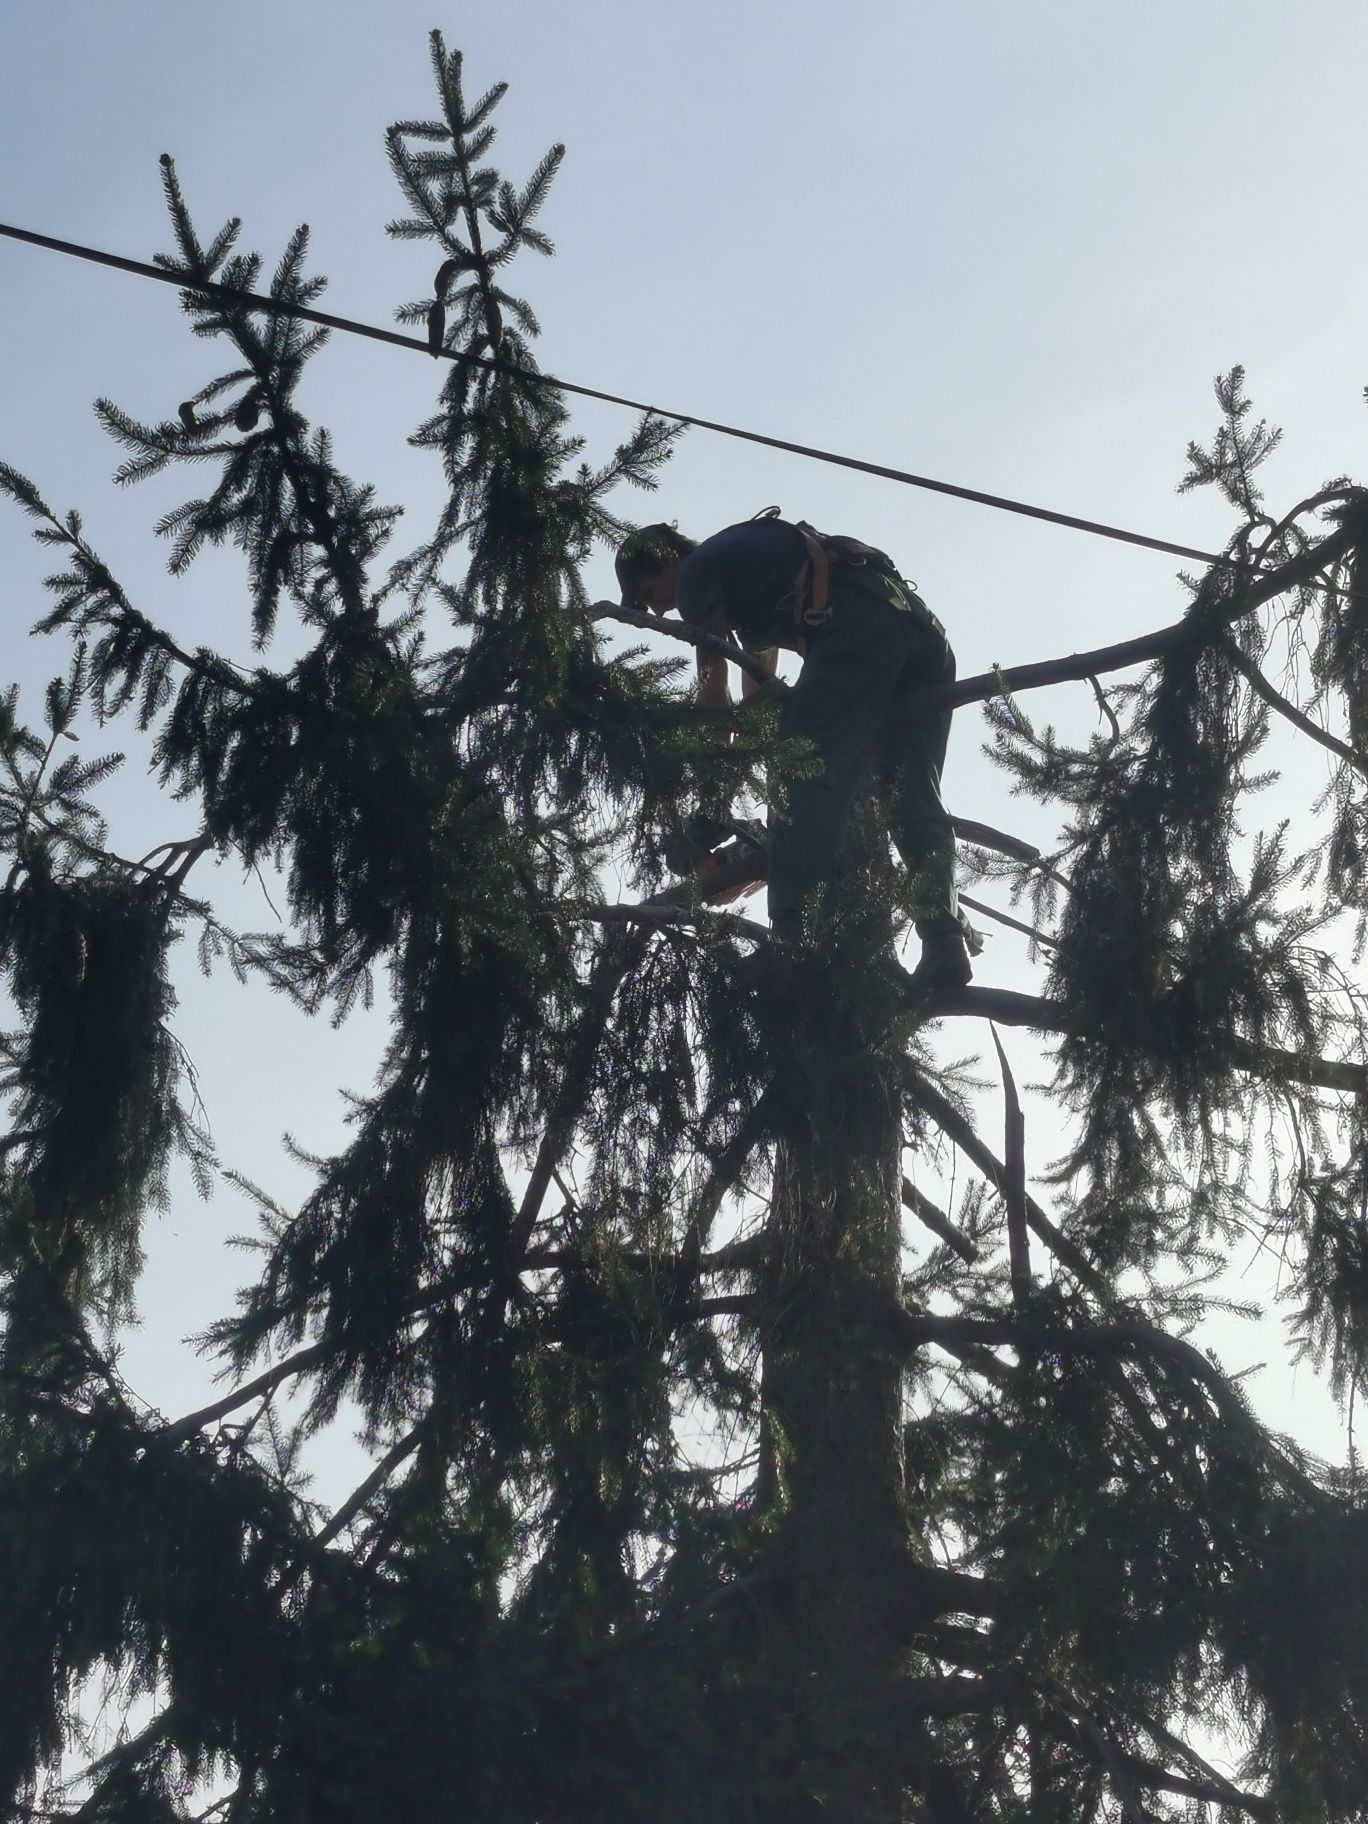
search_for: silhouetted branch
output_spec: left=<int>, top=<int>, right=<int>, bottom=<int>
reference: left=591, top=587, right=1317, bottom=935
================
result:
left=588, top=598, right=780, bottom=690
left=907, top=1073, right=1109, bottom=1297
left=913, top=518, right=1360, bottom=715
left=578, top=900, right=770, bottom=942
left=933, top=983, right=1368, bottom=1097
left=313, top=1425, right=422, bottom=1550
left=990, top=1027, right=1032, bottom=1305
left=958, top=890, right=1056, bottom=950
left=510, top=931, right=647, bottom=1254
left=901, top=1177, right=979, bottom=1263
left=894, top=1309, right=1326, bottom=1506
left=1220, top=631, right=1366, bottom=775
left=161, top=1341, right=331, bottom=1443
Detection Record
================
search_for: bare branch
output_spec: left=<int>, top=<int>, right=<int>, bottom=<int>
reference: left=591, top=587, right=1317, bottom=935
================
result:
left=1088, top=673, right=1122, bottom=743
left=989, top=1026, right=1032, bottom=1305
left=932, top=983, right=1368, bottom=1098
left=1220, top=632, right=1367, bottom=775
left=313, top=1425, right=422, bottom=1550
left=588, top=598, right=782, bottom=691
left=921, top=518, right=1361, bottom=714
left=959, top=891, right=1056, bottom=951
left=908, top=1072, right=1109, bottom=1298
left=1135, top=1706, right=1273, bottom=1817
left=901, top=1177, right=979, bottom=1263
left=160, top=1340, right=331, bottom=1443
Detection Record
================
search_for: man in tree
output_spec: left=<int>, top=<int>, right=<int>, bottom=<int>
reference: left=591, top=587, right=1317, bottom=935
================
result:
left=9, top=31, right=1368, bottom=1822
left=616, top=516, right=976, bottom=984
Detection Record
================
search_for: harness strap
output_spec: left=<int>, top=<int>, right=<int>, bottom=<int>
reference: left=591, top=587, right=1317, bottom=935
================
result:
left=793, top=524, right=832, bottom=632
left=765, top=513, right=922, bottom=648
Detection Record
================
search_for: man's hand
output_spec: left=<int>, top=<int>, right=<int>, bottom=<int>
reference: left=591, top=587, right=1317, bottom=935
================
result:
left=741, top=648, right=778, bottom=699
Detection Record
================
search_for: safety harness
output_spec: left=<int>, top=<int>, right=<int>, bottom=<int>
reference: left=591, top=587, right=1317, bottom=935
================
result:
left=750, top=506, right=921, bottom=645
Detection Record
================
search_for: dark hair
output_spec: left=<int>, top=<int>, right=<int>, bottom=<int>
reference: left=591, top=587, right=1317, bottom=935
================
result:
left=614, top=523, right=697, bottom=605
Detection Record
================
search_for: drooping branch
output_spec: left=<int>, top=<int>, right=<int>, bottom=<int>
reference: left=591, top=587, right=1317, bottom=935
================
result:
left=894, top=1309, right=1327, bottom=1507
left=164, top=1231, right=771, bottom=1447
left=509, top=930, right=647, bottom=1255
left=23, top=495, right=256, bottom=696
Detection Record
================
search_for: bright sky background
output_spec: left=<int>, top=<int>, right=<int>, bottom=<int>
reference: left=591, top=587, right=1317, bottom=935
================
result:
left=3, top=0, right=1368, bottom=1491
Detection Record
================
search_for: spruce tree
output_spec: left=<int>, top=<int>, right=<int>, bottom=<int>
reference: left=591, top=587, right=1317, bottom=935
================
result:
left=3, top=35, right=1368, bottom=1824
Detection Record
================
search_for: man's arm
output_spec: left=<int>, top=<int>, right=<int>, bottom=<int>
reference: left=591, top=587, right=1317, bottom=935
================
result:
left=692, top=613, right=778, bottom=710
left=694, top=608, right=734, bottom=711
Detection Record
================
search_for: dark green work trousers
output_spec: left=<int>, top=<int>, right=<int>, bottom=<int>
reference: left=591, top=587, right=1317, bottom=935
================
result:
left=768, top=580, right=960, bottom=939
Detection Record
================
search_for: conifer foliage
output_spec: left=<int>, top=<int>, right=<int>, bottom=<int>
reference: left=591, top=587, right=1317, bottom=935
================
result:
left=3, top=36, right=1368, bottom=1824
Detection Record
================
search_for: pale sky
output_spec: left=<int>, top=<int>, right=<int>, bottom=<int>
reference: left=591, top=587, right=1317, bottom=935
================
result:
left=2, top=1, right=1366, bottom=1476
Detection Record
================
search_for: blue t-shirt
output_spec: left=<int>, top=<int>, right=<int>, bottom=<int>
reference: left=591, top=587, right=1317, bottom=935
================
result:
left=675, top=520, right=807, bottom=649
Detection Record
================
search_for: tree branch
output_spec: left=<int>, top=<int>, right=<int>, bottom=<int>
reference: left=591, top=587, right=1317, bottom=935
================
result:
left=908, top=1073, right=1110, bottom=1298
left=931, top=983, right=1368, bottom=1097
left=510, top=931, right=647, bottom=1255
left=1220, top=632, right=1366, bottom=775
left=588, top=598, right=782, bottom=691
left=904, top=1669, right=1029, bottom=1717
left=576, top=900, right=770, bottom=943
left=910, top=518, right=1360, bottom=716
left=990, top=1026, right=1032, bottom=1304
left=1135, top=1705, right=1273, bottom=1817
left=312, top=1425, right=422, bottom=1550
left=901, top=1177, right=980, bottom=1263
left=679, top=1092, right=777, bottom=1267
left=609, top=815, right=1069, bottom=917
left=1053, top=1697, right=1149, bottom=1824
left=958, top=890, right=1056, bottom=950
left=160, top=1340, right=331, bottom=1443
left=1113, top=1754, right=1271, bottom=1816
left=894, top=1309, right=1326, bottom=1505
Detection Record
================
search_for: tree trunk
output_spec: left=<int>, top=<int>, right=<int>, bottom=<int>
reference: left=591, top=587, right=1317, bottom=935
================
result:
left=757, top=1074, right=911, bottom=1822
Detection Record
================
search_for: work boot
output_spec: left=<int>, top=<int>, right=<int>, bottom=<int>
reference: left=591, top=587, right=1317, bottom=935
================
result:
left=911, top=929, right=973, bottom=991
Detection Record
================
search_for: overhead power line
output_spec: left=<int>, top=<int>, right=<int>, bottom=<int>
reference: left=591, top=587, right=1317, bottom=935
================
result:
left=0, top=218, right=1342, bottom=585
